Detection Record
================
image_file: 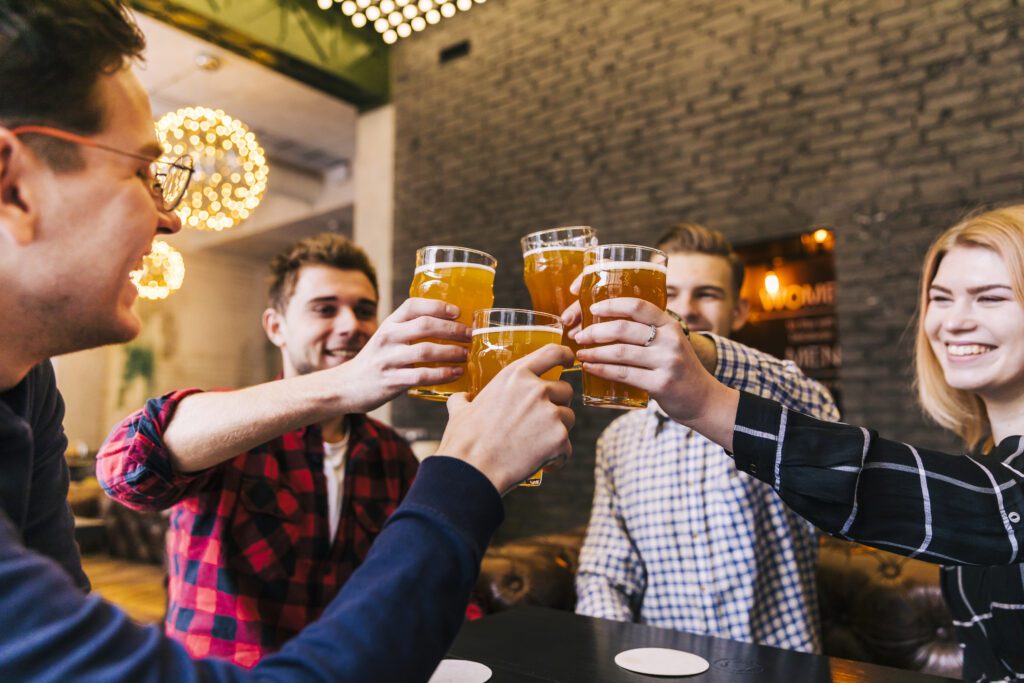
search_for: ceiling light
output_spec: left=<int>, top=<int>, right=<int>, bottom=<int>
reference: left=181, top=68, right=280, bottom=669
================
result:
left=383, top=29, right=398, bottom=43
left=375, top=17, right=389, bottom=31
left=365, top=5, right=381, bottom=20
left=351, top=11, right=367, bottom=26
left=317, top=0, right=332, bottom=9
left=440, top=2, right=456, bottom=18
left=397, top=22, right=412, bottom=37
left=403, top=4, right=417, bottom=18
left=341, top=1, right=357, bottom=14
left=131, top=240, right=185, bottom=300
left=380, top=0, right=395, bottom=12
left=456, top=0, right=471, bottom=10
left=156, top=107, right=268, bottom=232
left=411, top=16, right=426, bottom=30
left=426, top=8, right=440, bottom=23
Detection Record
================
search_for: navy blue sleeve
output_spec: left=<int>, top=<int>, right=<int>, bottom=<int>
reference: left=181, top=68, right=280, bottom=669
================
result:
left=24, top=361, right=89, bottom=592
left=0, top=455, right=502, bottom=682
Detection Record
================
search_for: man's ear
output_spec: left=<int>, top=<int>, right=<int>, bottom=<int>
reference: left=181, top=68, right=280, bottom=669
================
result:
left=731, top=297, right=751, bottom=333
left=0, top=130, right=38, bottom=246
left=262, top=307, right=287, bottom=347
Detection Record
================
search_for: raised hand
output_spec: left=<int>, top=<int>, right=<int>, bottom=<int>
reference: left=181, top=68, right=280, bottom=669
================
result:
left=337, top=298, right=471, bottom=413
left=438, top=344, right=575, bottom=495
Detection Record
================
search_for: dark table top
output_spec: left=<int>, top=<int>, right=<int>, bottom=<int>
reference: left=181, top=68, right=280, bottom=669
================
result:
left=446, top=607, right=953, bottom=682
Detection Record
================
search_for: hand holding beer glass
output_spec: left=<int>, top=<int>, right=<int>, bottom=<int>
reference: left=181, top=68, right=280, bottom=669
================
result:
left=408, top=246, right=497, bottom=401
left=521, top=226, right=597, bottom=369
left=468, top=308, right=564, bottom=486
left=579, top=245, right=668, bottom=409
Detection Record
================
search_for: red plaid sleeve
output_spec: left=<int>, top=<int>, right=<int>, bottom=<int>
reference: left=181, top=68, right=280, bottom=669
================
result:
left=96, top=388, right=216, bottom=511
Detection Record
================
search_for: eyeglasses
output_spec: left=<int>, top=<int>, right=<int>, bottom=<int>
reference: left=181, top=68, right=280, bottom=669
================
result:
left=9, top=125, right=194, bottom=212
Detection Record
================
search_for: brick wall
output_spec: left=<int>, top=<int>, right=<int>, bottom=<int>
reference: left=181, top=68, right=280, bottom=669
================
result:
left=389, top=0, right=1024, bottom=540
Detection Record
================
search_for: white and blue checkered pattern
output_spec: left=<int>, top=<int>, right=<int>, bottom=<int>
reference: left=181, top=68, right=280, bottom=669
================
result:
left=575, top=334, right=840, bottom=653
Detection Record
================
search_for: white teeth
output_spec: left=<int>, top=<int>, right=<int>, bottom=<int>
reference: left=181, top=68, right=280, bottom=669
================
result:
left=947, top=344, right=993, bottom=357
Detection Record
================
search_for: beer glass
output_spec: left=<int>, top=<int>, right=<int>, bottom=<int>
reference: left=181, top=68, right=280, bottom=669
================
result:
left=580, top=244, right=668, bottom=409
left=521, top=226, right=597, bottom=369
left=469, top=308, right=563, bottom=486
left=408, top=246, right=497, bottom=401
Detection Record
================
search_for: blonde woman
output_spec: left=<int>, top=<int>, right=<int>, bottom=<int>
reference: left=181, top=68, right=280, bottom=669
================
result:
left=568, top=206, right=1024, bottom=682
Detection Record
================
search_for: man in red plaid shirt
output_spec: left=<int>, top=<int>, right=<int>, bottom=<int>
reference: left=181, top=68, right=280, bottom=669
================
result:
left=97, top=234, right=457, bottom=667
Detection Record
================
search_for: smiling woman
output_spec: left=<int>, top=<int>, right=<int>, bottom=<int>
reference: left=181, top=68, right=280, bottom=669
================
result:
left=916, top=207, right=1024, bottom=450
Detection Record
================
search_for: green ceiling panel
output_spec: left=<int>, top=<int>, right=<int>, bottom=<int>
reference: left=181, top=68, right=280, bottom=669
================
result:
left=130, top=0, right=389, bottom=109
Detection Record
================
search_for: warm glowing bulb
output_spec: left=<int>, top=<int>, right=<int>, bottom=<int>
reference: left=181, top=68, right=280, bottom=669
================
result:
left=440, top=2, right=456, bottom=17
left=341, top=0, right=357, bottom=14
left=357, top=0, right=370, bottom=7
left=131, top=240, right=186, bottom=300
left=813, top=228, right=831, bottom=243
left=418, top=0, right=432, bottom=9
left=403, top=4, right=417, bottom=18
left=397, top=22, right=411, bottom=37
left=389, top=10, right=403, bottom=25
left=375, top=17, right=389, bottom=31
left=380, top=0, right=395, bottom=12
left=764, top=271, right=780, bottom=295
left=317, top=0, right=332, bottom=10
left=351, top=12, right=367, bottom=26
left=411, top=15, right=426, bottom=30
left=365, top=5, right=381, bottom=20
left=426, top=8, right=440, bottom=22
left=456, top=0, right=471, bottom=9
left=383, top=29, right=398, bottom=43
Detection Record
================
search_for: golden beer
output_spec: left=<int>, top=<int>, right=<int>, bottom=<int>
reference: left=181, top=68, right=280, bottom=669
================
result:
left=580, top=245, right=668, bottom=409
left=521, top=227, right=597, bottom=369
left=469, top=309, right=563, bottom=486
left=408, top=247, right=497, bottom=401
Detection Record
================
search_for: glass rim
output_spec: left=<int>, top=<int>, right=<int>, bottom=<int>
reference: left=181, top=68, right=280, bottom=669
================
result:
left=585, top=243, right=667, bottom=260
left=416, top=245, right=497, bottom=267
left=520, top=225, right=596, bottom=253
left=472, top=307, right=563, bottom=328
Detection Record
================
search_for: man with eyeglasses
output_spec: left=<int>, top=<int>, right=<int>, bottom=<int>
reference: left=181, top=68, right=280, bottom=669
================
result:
left=0, top=1, right=574, bottom=680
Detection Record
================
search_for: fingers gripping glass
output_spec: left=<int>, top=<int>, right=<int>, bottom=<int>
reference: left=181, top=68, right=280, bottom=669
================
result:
left=9, top=125, right=194, bottom=212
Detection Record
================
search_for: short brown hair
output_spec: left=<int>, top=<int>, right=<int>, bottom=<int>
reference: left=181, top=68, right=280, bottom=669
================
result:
left=655, top=222, right=745, bottom=296
left=268, top=233, right=378, bottom=311
left=1, top=0, right=146, bottom=169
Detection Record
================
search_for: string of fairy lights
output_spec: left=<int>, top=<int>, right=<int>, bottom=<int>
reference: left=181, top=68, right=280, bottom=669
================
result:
left=316, top=0, right=487, bottom=44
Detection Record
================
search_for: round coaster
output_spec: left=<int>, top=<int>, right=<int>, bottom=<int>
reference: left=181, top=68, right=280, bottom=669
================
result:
left=427, top=659, right=493, bottom=683
left=614, top=648, right=710, bottom=677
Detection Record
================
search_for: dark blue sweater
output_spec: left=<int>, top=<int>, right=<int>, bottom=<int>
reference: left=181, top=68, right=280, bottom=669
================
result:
left=0, top=439, right=502, bottom=681
left=0, top=361, right=89, bottom=591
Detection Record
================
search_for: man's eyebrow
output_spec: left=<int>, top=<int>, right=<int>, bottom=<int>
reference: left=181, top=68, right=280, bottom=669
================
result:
left=138, top=142, right=164, bottom=160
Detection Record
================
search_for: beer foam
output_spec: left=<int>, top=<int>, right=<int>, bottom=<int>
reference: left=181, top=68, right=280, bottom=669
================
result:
left=522, top=245, right=589, bottom=258
left=582, top=261, right=668, bottom=276
left=414, top=261, right=496, bottom=275
left=472, top=325, right=563, bottom=337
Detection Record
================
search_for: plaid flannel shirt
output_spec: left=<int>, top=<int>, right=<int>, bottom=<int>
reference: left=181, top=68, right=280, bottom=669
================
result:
left=734, top=391, right=1024, bottom=682
left=576, top=335, right=839, bottom=653
left=96, top=388, right=418, bottom=668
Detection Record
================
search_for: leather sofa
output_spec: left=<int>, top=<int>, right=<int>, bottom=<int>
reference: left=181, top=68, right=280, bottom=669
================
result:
left=475, top=529, right=963, bottom=679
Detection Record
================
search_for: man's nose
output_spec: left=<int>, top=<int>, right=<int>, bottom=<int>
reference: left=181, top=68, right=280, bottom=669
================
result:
left=156, top=207, right=182, bottom=235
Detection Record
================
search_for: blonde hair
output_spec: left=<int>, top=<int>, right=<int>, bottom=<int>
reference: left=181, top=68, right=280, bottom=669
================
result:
left=915, top=205, right=1024, bottom=449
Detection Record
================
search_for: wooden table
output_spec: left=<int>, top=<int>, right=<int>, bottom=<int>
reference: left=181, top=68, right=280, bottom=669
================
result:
left=446, top=607, right=954, bottom=682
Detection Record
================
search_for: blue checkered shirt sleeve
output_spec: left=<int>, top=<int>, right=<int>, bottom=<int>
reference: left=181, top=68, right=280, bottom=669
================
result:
left=709, top=334, right=840, bottom=422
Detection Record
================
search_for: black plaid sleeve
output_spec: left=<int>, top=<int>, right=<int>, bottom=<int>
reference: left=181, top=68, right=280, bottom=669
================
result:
left=732, top=391, right=1024, bottom=566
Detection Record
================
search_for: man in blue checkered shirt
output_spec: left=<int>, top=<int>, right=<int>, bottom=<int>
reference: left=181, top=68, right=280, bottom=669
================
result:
left=574, top=224, right=839, bottom=653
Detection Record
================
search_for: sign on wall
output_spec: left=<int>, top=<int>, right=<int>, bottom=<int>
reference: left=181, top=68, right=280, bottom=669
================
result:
left=733, top=230, right=842, bottom=409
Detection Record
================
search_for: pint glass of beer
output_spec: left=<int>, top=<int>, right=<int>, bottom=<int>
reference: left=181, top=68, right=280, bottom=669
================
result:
left=580, top=244, right=668, bottom=409
left=408, top=246, right=497, bottom=401
left=521, top=226, right=597, bottom=369
left=469, top=308, right=563, bottom=486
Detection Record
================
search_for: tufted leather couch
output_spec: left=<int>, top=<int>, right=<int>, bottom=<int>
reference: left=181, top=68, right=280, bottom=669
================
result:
left=475, top=530, right=963, bottom=679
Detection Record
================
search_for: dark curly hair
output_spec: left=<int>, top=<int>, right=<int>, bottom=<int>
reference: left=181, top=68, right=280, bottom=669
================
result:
left=0, top=0, right=146, bottom=168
